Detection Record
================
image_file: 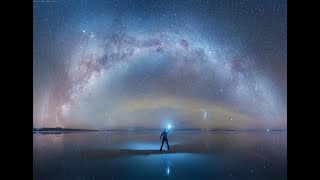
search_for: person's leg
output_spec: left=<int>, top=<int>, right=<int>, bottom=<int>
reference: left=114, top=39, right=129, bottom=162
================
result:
left=165, top=139, right=170, bottom=150
left=160, top=139, right=164, bottom=150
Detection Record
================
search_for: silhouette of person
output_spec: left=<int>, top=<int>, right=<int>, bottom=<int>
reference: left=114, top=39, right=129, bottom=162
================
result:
left=160, top=128, right=170, bottom=151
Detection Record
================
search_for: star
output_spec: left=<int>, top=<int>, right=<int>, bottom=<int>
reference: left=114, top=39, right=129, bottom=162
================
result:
left=33, top=0, right=286, bottom=130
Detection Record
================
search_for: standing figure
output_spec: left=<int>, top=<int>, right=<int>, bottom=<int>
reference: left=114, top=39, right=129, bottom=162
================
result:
left=160, top=128, right=170, bottom=151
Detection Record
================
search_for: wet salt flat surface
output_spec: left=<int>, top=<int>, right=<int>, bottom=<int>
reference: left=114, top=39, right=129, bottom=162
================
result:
left=33, top=131, right=286, bottom=180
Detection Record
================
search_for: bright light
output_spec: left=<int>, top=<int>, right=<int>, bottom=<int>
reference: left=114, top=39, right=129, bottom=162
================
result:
left=166, top=167, right=171, bottom=176
left=168, top=124, right=171, bottom=129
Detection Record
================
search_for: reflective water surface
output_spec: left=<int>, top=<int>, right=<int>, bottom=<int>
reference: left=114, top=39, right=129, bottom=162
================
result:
left=33, top=131, right=287, bottom=180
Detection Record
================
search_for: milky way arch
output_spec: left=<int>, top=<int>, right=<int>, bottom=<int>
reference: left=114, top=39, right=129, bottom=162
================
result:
left=34, top=12, right=286, bottom=129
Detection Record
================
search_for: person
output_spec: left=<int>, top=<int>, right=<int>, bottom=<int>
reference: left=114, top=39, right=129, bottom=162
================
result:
left=160, top=128, right=170, bottom=151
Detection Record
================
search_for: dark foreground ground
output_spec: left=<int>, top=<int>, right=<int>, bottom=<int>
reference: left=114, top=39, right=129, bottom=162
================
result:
left=33, top=131, right=287, bottom=180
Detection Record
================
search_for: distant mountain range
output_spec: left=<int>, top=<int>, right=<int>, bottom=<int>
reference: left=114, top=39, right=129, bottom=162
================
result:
left=99, top=128, right=286, bottom=131
left=33, top=127, right=98, bottom=131
left=33, top=127, right=286, bottom=132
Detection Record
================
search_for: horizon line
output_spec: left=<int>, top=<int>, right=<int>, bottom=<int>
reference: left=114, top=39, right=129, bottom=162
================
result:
left=33, top=127, right=287, bottom=131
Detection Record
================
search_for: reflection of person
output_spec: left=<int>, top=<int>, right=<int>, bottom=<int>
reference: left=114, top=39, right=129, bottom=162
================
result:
left=160, top=128, right=170, bottom=151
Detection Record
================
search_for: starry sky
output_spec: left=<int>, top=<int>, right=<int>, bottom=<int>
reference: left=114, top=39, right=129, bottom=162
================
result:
left=33, top=0, right=287, bottom=130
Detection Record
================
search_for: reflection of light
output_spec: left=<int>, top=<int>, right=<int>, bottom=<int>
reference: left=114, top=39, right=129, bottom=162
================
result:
left=266, top=129, right=270, bottom=132
left=124, top=142, right=178, bottom=150
left=166, top=167, right=171, bottom=176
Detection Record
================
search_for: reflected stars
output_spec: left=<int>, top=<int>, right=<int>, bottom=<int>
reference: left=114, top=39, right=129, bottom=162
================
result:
left=250, top=169, right=254, bottom=174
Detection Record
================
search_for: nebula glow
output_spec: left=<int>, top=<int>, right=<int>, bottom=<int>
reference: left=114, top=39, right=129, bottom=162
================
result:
left=33, top=0, right=287, bottom=130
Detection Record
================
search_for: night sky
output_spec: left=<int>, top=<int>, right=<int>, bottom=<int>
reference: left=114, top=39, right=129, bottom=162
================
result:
left=33, top=0, right=287, bottom=130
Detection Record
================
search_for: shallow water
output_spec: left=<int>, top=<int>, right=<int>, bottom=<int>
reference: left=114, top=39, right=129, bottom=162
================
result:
left=33, top=131, right=287, bottom=180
